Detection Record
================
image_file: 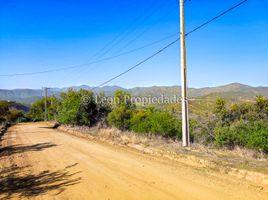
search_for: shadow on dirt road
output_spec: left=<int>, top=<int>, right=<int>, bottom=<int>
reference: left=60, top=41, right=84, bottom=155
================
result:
left=0, top=164, right=82, bottom=198
left=0, top=143, right=57, bottom=157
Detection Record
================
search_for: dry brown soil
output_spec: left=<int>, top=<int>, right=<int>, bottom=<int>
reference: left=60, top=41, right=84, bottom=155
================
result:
left=0, top=123, right=267, bottom=200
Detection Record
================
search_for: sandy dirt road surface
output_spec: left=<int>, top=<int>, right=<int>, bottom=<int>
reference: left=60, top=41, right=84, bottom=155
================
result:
left=0, top=123, right=267, bottom=200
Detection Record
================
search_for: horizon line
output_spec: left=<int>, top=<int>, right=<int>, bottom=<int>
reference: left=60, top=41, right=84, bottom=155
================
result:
left=1, top=82, right=268, bottom=91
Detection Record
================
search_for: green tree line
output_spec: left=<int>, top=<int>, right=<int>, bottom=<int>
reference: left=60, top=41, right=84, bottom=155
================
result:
left=27, top=90, right=268, bottom=153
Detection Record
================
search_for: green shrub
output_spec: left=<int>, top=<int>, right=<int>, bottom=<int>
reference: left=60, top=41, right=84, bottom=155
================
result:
left=215, top=120, right=268, bottom=152
left=57, top=89, right=110, bottom=126
left=107, top=91, right=182, bottom=138
left=255, top=96, right=268, bottom=119
left=27, top=96, right=57, bottom=121
left=57, top=90, right=81, bottom=124
left=214, top=125, right=237, bottom=148
left=130, top=108, right=182, bottom=138
left=0, top=101, right=9, bottom=122
left=107, top=90, right=134, bottom=130
left=6, top=109, right=24, bottom=122
left=107, top=106, right=133, bottom=130
left=0, top=100, right=26, bottom=123
left=0, top=101, right=9, bottom=115
left=130, top=110, right=150, bottom=133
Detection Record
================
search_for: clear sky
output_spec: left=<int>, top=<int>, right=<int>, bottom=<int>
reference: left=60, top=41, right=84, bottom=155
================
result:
left=0, top=0, right=267, bottom=89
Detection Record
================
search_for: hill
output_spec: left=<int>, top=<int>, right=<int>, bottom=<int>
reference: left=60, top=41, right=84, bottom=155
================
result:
left=0, top=83, right=268, bottom=104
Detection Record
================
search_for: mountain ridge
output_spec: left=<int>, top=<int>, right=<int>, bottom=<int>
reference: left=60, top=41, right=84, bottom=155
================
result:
left=1, top=83, right=268, bottom=104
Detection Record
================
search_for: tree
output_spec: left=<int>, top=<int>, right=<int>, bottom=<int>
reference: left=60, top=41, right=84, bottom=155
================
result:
left=27, top=96, right=57, bottom=121
left=107, top=91, right=134, bottom=130
left=56, top=89, right=111, bottom=126
left=57, top=90, right=83, bottom=125
left=255, top=96, right=268, bottom=120
left=0, top=101, right=9, bottom=122
left=213, top=98, right=228, bottom=123
left=211, top=96, right=268, bottom=152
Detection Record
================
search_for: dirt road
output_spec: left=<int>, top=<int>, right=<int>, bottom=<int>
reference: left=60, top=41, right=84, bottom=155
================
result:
left=0, top=123, right=267, bottom=200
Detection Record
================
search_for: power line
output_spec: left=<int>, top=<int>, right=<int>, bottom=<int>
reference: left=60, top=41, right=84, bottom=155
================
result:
left=59, top=7, right=149, bottom=78
left=58, top=1, right=167, bottom=83
left=0, top=0, right=247, bottom=77
left=110, top=0, right=181, bottom=56
left=186, top=0, right=248, bottom=36
left=0, top=33, right=178, bottom=77
left=71, top=0, right=173, bottom=81
left=0, top=1, right=168, bottom=77
left=95, top=0, right=248, bottom=87
left=96, top=38, right=180, bottom=88
left=69, top=35, right=178, bottom=82
left=94, top=0, right=169, bottom=60
left=78, top=0, right=166, bottom=61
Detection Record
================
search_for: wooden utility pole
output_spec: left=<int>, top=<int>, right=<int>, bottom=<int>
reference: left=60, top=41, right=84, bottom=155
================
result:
left=44, top=87, right=48, bottom=121
left=179, top=0, right=190, bottom=147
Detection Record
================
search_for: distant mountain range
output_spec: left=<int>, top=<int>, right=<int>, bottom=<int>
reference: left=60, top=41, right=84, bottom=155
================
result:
left=0, top=83, right=268, bottom=104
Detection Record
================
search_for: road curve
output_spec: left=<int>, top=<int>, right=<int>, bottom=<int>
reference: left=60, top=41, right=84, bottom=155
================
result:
left=0, top=123, right=267, bottom=200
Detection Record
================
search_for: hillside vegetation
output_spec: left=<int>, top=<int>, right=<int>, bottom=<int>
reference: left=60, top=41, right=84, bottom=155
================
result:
left=0, top=100, right=28, bottom=124
left=27, top=89, right=268, bottom=153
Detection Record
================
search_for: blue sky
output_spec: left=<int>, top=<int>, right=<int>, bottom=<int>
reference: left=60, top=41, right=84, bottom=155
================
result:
left=0, top=0, right=267, bottom=89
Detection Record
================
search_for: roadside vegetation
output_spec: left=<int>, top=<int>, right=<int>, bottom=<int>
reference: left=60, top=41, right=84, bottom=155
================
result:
left=213, top=96, right=268, bottom=152
left=0, top=100, right=27, bottom=124
left=27, top=89, right=268, bottom=153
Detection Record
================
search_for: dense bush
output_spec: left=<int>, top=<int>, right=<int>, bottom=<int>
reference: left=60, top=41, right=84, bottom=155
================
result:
left=107, top=91, right=134, bottom=130
left=106, top=90, right=181, bottom=137
left=27, top=89, right=111, bottom=126
left=57, top=89, right=111, bottom=126
left=130, top=107, right=182, bottom=138
left=108, top=106, right=133, bottom=130
left=6, top=109, right=24, bottom=123
left=0, top=100, right=27, bottom=123
left=27, top=96, right=57, bottom=121
left=215, top=120, right=268, bottom=152
left=0, top=101, right=9, bottom=123
left=129, top=110, right=150, bottom=133
left=107, top=91, right=182, bottom=138
left=210, top=96, right=268, bottom=152
left=57, top=90, right=83, bottom=124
